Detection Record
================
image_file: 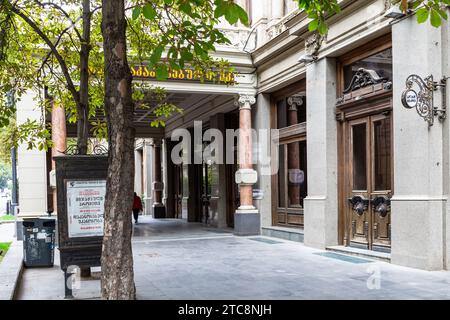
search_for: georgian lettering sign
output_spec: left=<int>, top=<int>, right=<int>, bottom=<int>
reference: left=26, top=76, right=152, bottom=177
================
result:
left=66, top=180, right=106, bottom=238
left=401, top=89, right=418, bottom=109
left=131, top=65, right=235, bottom=84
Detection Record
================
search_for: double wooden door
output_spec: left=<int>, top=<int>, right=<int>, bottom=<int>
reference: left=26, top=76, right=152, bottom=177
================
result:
left=344, top=113, right=392, bottom=252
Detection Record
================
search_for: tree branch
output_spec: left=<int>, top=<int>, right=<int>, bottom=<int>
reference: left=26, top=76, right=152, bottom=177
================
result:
left=9, top=3, right=81, bottom=106
left=32, top=0, right=83, bottom=41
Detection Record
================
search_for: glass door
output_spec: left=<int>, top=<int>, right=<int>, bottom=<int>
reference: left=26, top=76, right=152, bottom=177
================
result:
left=276, top=139, right=307, bottom=227
left=345, top=114, right=392, bottom=252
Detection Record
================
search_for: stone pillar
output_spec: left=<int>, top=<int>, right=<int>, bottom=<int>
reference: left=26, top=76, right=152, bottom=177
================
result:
left=271, top=0, right=284, bottom=20
left=391, top=15, right=447, bottom=270
left=51, top=103, right=66, bottom=214
left=152, top=138, right=166, bottom=218
left=234, top=94, right=259, bottom=235
left=162, top=139, right=168, bottom=211
left=253, top=93, right=272, bottom=228
left=209, top=113, right=227, bottom=228
left=303, top=58, right=339, bottom=249
left=142, top=140, right=153, bottom=215
left=16, top=91, right=48, bottom=218
left=134, top=146, right=143, bottom=196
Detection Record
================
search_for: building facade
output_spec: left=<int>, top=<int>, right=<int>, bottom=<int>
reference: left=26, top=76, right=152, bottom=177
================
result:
left=16, top=0, right=450, bottom=271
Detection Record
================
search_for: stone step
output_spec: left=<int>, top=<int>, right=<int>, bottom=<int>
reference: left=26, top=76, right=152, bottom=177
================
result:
left=261, top=226, right=304, bottom=243
left=326, top=245, right=391, bottom=262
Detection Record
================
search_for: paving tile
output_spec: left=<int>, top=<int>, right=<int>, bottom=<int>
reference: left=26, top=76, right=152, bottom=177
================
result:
left=13, top=217, right=450, bottom=300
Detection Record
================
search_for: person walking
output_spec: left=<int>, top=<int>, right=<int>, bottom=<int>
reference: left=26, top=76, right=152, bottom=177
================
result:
left=132, top=192, right=143, bottom=223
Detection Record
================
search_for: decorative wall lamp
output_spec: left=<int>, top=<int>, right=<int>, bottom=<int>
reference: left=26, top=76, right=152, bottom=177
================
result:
left=401, top=74, right=447, bottom=126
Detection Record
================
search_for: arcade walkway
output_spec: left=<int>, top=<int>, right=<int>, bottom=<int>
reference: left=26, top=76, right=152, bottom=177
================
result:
left=15, top=217, right=450, bottom=299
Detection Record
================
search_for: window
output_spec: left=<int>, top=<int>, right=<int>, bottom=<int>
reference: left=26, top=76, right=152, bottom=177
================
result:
left=343, top=48, right=392, bottom=92
left=277, top=95, right=306, bottom=129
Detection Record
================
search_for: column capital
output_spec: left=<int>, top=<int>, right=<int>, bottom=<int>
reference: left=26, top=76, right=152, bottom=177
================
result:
left=287, top=94, right=305, bottom=111
left=235, top=94, right=256, bottom=110
left=149, top=138, right=162, bottom=147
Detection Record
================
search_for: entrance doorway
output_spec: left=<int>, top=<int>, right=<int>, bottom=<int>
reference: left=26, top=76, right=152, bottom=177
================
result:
left=173, top=164, right=183, bottom=219
left=200, top=160, right=212, bottom=224
left=276, top=139, right=307, bottom=227
left=343, top=112, right=392, bottom=252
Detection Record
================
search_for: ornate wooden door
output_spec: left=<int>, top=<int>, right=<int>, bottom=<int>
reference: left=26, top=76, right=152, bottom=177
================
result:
left=345, top=113, right=392, bottom=252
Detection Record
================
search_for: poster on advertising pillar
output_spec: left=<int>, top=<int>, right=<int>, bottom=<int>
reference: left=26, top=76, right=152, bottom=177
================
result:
left=66, top=180, right=106, bottom=238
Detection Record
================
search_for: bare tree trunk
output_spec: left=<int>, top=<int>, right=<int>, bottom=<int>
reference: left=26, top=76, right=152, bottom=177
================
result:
left=77, top=0, right=92, bottom=155
left=101, top=0, right=136, bottom=300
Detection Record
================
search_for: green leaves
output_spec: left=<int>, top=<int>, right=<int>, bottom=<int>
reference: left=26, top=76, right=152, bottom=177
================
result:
left=155, top=64, right=168, bottom=80
left=412, top=1, right=449, bottom=27
left=142, top=3, right=157, bottom=20
left=297, top=0, right=449, bottom=35
left=297, top=0, right=340, bottom=35
left=214, top=0, right=249, bottom=26
left=150, top=46, right=164, bottom=64
left=416, top=7, right=429, bottom=23
left=430, top=8, right=442, bottom=27
left=132, top=7, right=141, bottom=20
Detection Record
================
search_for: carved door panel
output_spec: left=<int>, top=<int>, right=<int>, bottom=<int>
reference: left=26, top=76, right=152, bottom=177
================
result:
left=345, top=114, right=392, bottom=252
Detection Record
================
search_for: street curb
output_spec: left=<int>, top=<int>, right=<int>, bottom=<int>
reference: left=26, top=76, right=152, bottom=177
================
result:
left=0, top=240, right=24, bottom=300
left=0, top=220, right=16, bottom=225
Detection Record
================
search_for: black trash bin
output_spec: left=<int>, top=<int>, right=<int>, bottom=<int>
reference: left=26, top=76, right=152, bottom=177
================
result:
left=22, top=218, right=56, bottom=267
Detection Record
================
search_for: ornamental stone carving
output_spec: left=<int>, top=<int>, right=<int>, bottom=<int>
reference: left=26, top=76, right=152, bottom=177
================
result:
left=235, top=94, right=256, bottom=110
left=305, top=33, right=326, bottom=56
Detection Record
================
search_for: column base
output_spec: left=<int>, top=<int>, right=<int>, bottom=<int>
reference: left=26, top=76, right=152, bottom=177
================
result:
left=153, top=204, right=166, bottom=219
left=234, top=209, right=260, bottom=236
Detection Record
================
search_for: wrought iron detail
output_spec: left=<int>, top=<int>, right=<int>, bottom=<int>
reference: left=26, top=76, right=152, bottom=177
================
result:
left=92, top=144, right=109, bottom=155
left=343, top=68, right=387, bottom=94
left=348, top=195, right=369, bottom=216
left=401, top=74, right=447, bottom=126
left=60, top=139, right=108, bottom=156
left=61, top=145, right=82, bottom=156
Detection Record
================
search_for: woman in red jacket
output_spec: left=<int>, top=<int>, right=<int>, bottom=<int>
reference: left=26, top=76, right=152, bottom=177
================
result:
left=132, top=192, right=143, bottom=223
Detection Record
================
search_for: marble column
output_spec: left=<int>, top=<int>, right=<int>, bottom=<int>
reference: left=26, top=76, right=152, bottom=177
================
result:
left=134, top=146, right=143, bottom=196
left=287, top=95, right=303, bottom=208
left=51, top=103, right=66, bottom=214
left=152, top=138, right=166, bottom=218
left=142, top=140, right=153, bottom=215
left=234, top=94, right=259, bottom=235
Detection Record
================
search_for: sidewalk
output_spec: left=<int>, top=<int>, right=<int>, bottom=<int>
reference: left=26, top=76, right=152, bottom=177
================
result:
left=0, top=223, right=23, bottom=300
left=15, top=217, right=450, bottom=300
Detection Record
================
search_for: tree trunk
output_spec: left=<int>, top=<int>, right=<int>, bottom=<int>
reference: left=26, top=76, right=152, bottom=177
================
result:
left=101, top=0, right=136, bottom=300
left=77, top=0, right=92, bottom=155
